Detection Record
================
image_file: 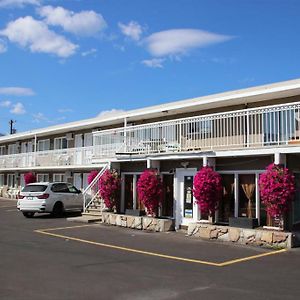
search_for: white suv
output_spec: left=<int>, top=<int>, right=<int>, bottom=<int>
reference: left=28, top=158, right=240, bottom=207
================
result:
left=17, top=182, right=83, bottom=218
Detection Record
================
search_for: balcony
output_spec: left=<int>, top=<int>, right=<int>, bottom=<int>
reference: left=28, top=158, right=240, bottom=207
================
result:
left=0, top=146, right=94, bottom=170
left=92, top=101, right=300, bottom=158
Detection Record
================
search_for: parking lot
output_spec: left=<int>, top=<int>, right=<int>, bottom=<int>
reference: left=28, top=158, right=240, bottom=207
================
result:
left=1, top=198, right=300, bottom=300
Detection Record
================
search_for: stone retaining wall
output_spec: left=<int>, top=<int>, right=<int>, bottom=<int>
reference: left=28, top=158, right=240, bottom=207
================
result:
left=188, top=223, right=294, bottom=248
left=102, top=212, right=174, bottom=232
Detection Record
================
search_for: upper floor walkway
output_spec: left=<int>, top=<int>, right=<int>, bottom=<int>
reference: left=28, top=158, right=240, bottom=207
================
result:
left=1, top=101, right=300, bottom=170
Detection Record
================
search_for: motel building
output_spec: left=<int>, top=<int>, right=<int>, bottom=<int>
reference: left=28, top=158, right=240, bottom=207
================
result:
left=1, top=78, right=300, bottom=245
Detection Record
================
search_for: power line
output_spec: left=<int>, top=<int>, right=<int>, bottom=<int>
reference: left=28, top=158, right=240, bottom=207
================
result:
left=9, top=119, right=16, bottom=134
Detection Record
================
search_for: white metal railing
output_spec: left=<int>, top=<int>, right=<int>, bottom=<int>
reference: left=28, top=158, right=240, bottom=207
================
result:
left=83, top=163, right=109, bottom=212
left=0, top=146, right=95, bottom=169
left=93, top=101, right=300, bottom=157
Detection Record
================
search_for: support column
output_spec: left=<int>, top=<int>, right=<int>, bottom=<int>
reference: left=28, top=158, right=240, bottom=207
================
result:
left=202, top=156, right=216, bottom=169
left=274, top=152, right=286, bottom=166
left=147, top=159, right=160, bottom=172
left=110, top=162, right=120, bottom=173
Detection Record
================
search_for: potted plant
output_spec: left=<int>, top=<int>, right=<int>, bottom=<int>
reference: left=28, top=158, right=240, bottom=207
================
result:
left=193, top=166, right=222, bottom=222
left=259, top=163, right=295, bottom=230
left=99, top=169, right=120, bottom=212
left=24, top=172, right=36, bottom=185
left=137, top=169, right=163, bottom=217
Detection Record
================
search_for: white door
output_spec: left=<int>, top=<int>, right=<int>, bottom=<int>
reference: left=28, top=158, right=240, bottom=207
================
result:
left=73, top=173, right=82, bottom=190
left=175, top=168, right=198, bottom=228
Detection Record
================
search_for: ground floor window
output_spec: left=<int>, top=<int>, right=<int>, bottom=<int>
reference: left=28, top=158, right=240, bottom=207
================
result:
left=123, top=174, right=144, bottom=212
left=53, top=173, right=65, bottom=182
left=238, top=174, right=256, bottom=218
left=37, top=173, right=49, bottom=182
left=73, top=173, right=82, bottom=190
left=7, top=174, right=15, bottom=187
left=0, top=174, right=4, bottom=186
left=293, top=173, right=300, bottom=225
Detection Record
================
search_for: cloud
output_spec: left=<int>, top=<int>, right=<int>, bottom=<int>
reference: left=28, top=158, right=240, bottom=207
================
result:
left=118, top=21, right=143, bottom=41
left=0, top=100, right=11, bottom=107
left=143, top=29, right=233, bottom=57
left=0, top=38, right=7, bottom=53
left=0, top=86, right=35, bottom=96
left=33, top=112, right=66, bottom=124
left=141, top=58, right=165, bottom=69
left=0, top=0, right=40, bottom=8
left=37, top=5, right=107, bottom=36
left=97, top=109, right=125, bottom=118
left=58, top=108, right=73, bottom=113
left=81, top=48, right=97, bottom=57
left=0, top=16, right=78, bottom=57
left=10, top=102, right=26, bottom=114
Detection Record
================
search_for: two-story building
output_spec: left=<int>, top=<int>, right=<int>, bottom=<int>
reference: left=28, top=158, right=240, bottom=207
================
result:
left=1, top=78, right=300, bottom=230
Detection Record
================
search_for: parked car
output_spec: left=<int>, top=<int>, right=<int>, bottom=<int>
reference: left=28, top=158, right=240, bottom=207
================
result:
left=17, top=182, right=83, bottom=218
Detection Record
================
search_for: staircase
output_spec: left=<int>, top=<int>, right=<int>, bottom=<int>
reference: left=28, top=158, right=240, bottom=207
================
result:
left=79, top=163, right=109, bottom=222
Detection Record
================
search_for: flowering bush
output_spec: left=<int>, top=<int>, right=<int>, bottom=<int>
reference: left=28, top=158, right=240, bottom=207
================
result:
left=99, top=170, right=120, bottom=210
left=24, top=172, right=36, bottom=185
left=137, top=169, right=163, bottom=217
left=259, top=163, right=295, bottom=219
left=87, top=170, right=98, bottom=185
left=193, top=167, right=223, bottom=216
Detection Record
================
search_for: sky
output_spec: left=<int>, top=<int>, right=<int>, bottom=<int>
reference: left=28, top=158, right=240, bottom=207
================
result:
left=0, top=0, right=300, bottom=134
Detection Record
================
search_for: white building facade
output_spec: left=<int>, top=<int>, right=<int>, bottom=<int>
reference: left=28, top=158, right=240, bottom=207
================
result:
left=1, top=79, right=300, bottom=230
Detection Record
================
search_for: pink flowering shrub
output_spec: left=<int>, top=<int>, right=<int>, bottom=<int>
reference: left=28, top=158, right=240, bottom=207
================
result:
left=137, top=169, right=163, bottom=217
left=87, top=170, right=98, bottom=185
left=259, top=163, right=295, bottom=219
left=24, top=172, right=36, bottom=185
left=99, top=170, right=120, bottom=210
left=193, top=167, right=223, bottom=216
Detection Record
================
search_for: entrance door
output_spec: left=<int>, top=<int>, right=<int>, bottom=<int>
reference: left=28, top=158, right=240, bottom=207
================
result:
left=162, top=174, right=174, bottom=217
left=175, top=169, right=197, bottom=228
left=124, top=175, right=133, bottom=210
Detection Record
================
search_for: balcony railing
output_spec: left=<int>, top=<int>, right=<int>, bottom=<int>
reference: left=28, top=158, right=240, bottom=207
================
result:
left=93, top=101, right=300, bottom=157
left=0, top=146, right=94, bottom=169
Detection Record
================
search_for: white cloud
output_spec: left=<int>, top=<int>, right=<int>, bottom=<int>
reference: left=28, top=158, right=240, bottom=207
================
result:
left=0, top=16, right=78, bottom=57
left=0, top=100, right=11, bottom=107
left=81, top=48, right=97, bottom=57
left=97, top=109, right=125, bottom=118
left=141, top=58, right=165, bottom=68
left=0, top=86, right=35, bottom=96
left=0, top=0, right=40, bottom=8
left=0, top=38, right=7, bottom=53
left=37, top=5, right=107, bottom=36
left=118, top=21, right=143, bottom=41
left=32, top=112, right=46, bottom=123
left=10, top=102, right=26, bottom=114
left=144, top=29, right=232, bottom=57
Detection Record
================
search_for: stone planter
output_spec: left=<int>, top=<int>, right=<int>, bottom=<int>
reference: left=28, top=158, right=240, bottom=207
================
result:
left=187, top=222, right=294, bottom=248
left=101, top=212, right=175, bottom=232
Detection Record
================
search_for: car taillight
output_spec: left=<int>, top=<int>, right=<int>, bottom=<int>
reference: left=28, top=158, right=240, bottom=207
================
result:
left=17, top=193, right=24, bottom=199
left=37, top=193, right=49, bottom=199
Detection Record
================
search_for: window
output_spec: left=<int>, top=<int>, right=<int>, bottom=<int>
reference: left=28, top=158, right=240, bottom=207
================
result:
left=37, top=139, right=50, bottom=151
left=54, top=137, right=68, bottom=150
left=0, top=146, right=6, bottom=156
left=51, top=183, right=69, bottom=193
left=8, top=144, right=17, bottom=155
left=37, top=174, right=49, bottom=182
left=7, top=174, right=15, bottom=187
left=22, top=185, right=48, bottom=192
left=0, top=174, right=4, bottom=186
left=53, top=174, right=65, bottom=182
left=67, top=184, right=80, bottom=194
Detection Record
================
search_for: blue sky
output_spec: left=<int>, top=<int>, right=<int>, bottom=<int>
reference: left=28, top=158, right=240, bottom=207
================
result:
left=0, top=0, right=300, bottom=134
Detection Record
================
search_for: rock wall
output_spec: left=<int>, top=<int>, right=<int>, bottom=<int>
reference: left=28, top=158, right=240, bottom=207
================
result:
left=102, top=212, right=174, bottom=232
left=187, top=223, right=293, bottom=248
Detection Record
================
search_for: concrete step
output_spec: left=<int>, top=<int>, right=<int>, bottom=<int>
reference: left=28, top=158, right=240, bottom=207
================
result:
left=67, top=215, right=102, bottom=223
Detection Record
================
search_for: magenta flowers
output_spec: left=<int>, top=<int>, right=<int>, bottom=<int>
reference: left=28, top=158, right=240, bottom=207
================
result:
left=193, top=167, right=222, bottom=216
left=137, top=169, right=163, bottom=217
left=259, top=163, right=295, bottom=219
left=99, top=170, right=120, bottom=210
left=87, top=170, right=98, bottom=185
left=24, top=172, right=36, bottom=185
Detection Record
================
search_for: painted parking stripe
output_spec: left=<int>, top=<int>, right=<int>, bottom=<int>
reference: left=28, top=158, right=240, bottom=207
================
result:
left=34, top=225, right=287, bottom=267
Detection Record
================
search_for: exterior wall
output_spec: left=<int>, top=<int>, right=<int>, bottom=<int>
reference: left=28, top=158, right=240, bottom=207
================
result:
left=120, top=161, right=147, bottom=173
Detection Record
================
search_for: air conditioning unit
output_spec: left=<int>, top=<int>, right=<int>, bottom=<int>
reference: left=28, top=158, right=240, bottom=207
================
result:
left=66, top=133, right=74, bottom=140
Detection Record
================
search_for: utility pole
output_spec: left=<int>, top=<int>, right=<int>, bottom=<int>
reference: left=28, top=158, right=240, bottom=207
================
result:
left=9, top=119, right=16, bottom=134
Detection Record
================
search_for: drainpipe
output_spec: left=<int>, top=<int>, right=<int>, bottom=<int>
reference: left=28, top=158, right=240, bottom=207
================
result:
left=34, top=134, right=37, bottom=167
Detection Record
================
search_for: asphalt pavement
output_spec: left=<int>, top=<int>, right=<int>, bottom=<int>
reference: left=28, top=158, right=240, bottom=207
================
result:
left=1, top=198, right=300, bottom=300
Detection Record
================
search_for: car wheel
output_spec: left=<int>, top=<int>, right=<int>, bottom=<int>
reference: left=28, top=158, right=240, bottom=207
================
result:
left=23, top=212, right=35, bottom=218
left=52, top=202, right=64, bottom=217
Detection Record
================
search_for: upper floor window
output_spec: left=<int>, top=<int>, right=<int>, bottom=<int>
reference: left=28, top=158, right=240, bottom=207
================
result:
left=37, top=139, right=50, bottom=152
left=8, top=144, right=17, bottom=155
left=0, top=146, right=6, bottom=156
left=54, top=137, right=67, bottom=150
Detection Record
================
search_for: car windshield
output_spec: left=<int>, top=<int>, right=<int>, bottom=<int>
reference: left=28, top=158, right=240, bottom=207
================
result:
left=22, top=185, right=48, bottom=192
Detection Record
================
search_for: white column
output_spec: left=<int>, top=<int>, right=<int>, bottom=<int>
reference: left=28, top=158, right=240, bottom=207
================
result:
left=202, top=156, right=216, bottom=169
left=255, top=173, right=260, bottom=223
left=274, top=152, right=286, bottom=166
left=234, top=173, right=239, bottom=218
left=133, top=175, right=137, bottom=210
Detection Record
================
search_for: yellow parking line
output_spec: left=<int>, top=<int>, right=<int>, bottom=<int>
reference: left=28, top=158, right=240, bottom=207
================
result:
left=34, top=225, right=287, bottom=267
